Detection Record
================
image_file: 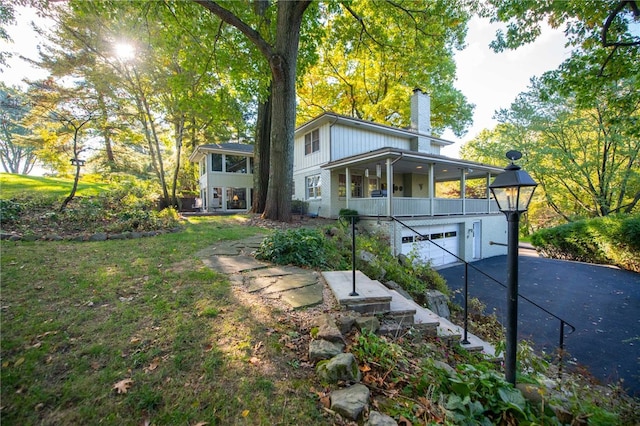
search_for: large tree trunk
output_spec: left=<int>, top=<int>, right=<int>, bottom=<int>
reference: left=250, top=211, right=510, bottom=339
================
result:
left=262, top=2, right=308, bottom=222
left=252, top=89, right=271, bottom=214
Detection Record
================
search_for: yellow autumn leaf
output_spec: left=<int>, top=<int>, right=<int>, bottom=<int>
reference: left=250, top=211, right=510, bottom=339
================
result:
left=241, top=410, right=250, bottom=418
left=14, top=357, right=25, bottom=367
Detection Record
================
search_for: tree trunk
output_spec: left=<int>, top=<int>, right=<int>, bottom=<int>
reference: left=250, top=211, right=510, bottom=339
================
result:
left=170, top=115, right=185, bottom=208
left=262, top=2, right=308, bottom=222
left=252, top=89, right=271, bottom=214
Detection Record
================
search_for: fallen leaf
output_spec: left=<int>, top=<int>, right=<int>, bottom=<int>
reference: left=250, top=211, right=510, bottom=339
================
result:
left=398, top=416, right=413, bottom=426
left=14, top=357, right=25, bottom=367
left=320, top=396, right=331, bottom=408
left=130, top=337, right=141, bottom=345
left=249, top=356, right=260, bottom=365
left=144, top=359, right=160, bottom=373
left=241, top=410, right=250, bottom=417
left=359, top=364, right=371, bottom=372
left=193, top=422, right=209, bottom=426
left=113, top=378, right=134, bottom=394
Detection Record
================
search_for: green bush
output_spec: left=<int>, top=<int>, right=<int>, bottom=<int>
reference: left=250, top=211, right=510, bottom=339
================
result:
left=531, top=214, right=640, bottom=272
left=0, top=199, right=22, bottom=224
left=255, top=228, right=345, bottom=269
left=291, top=199, right=308, bottom=215
left=338, top=208, right=359, bottom=224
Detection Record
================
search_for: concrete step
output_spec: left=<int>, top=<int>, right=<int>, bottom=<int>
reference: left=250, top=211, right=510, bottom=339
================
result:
left=322, top=270, right=496, bottom=357
left=322, top=271, right=391, bottom=314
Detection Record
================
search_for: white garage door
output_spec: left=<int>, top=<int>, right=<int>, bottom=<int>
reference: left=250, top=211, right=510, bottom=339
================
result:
left=401, top=225, right=459, bottom=267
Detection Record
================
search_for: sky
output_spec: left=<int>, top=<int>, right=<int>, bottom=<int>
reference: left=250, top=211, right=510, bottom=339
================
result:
left=1, top=8, right=572, bottom=163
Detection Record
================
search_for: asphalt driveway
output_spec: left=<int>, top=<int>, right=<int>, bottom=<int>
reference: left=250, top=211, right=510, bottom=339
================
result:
left=438, top=253, right=640, bottom=397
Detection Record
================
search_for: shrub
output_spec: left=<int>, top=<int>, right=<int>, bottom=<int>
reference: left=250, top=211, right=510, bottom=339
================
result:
left=0, top=199, right=22, bottom=224
left=531, top=214, right=640, bottom=272
left=338, top=208, right=359, bottom=224
left=255, top=228, right=345, bottom=269
left=291, top=199, right=308, bottom=215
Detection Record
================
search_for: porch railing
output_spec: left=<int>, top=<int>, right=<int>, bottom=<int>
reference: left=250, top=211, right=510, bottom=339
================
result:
left=348, top=197, right=500, bottom=217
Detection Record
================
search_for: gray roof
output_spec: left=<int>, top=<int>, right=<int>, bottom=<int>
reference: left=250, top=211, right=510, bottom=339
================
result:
left=197, top=143, right=254, bottom=154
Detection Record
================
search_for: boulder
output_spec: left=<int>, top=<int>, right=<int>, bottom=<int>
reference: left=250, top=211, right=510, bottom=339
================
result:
left=356, top=316, right=380, bottom=333
left=366, top=410, right=398, bottom=426
left=315, top=314, right=344, bottom=343
left=316, top=353, right=361, bottom=383
left=330, top=383, right=370, bottom=420
left=309, top=339, right=344, bottom=362
left=425, top=290, right=450, bottom=320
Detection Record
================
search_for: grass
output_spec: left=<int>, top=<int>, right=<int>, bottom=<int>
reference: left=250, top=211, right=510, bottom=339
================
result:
left=1, top=216, right=326, bottom=425
left=0, top=173, right=110, bottom=199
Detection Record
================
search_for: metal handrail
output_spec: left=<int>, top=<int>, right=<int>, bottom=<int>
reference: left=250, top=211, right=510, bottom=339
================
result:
left=391, top=217, right=576, bottom=372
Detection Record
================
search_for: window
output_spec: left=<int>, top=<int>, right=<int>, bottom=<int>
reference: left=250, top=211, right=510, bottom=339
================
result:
left=225, top=155, right=246, bottom=173
left=338, top=174, right=363, bottom=198
left=304, top=129, right=320, bottom=155
left=306, top=175, right=322, bottom=199
left=211, top=154, right=222, bottom=171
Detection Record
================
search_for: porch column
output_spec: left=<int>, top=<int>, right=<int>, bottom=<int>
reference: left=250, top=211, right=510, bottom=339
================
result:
left=429, top=163, right=435, bottom=216
left=461, top=169, right=466, bottom=215
left=386, top=159, right=393, bottom=217
left=486, top=173, right=492, bottom=212
left=345, top=167, right=351, bottom=209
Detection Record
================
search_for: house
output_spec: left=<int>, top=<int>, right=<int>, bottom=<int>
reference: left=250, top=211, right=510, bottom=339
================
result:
left=291, top=89, right=508, bottom=266
left=191, top=89, right=508, bottom=266
left=188, top=143, right=254, bottom=212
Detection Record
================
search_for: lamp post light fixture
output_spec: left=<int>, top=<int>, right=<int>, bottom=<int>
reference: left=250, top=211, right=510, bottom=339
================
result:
left=489, top=150, right=538, bottom=385
left=70, top=158, right=86, bottom=167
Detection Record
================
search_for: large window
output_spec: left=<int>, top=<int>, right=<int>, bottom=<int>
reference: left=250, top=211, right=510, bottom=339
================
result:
left=225, top=155, right=247, bottom=173
left=304, top=129, right=320, bottom=155
left=338, top=174, right=363, bottom=198
left=306, top=175, right=322, bottom=199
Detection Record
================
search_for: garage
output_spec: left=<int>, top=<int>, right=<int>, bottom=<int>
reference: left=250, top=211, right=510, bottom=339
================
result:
left=401, top=224, right=460, bottom=267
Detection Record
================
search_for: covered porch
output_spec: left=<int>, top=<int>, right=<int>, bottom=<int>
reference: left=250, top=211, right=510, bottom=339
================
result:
left=324, top=148, right=504, bottom=218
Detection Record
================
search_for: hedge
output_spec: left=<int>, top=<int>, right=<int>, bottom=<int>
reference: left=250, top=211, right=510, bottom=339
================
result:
left=530, top=214, right=640, bottom=272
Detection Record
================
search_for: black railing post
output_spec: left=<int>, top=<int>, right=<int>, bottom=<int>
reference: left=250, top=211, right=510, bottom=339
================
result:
left=558, top=321, right=565, bottom=379
left=462, top=262, right=470, bottom=344
left=350, top=215, right=359, bottom=296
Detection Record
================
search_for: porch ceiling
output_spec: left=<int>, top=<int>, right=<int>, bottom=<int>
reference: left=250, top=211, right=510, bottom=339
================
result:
left=323, top=149, right=504, bottom=181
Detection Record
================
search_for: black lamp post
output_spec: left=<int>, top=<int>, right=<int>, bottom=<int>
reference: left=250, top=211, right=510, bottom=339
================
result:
left=489, top=150, right=537, bottom=385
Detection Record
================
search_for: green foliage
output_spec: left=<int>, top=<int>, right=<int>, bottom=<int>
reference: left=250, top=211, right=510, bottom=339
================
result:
left=351, top=229, right=449, bottom=304
left=338, top=208, right=360, bottom=224
left=531, top=214, right=640, bottom=272
left=291, top=199, right=308, bottom=215
left=351, top=329, right=404, bottom=371
left=0, top=199, right=22, bottom=224
left=255, top=228, right=345, bottom=269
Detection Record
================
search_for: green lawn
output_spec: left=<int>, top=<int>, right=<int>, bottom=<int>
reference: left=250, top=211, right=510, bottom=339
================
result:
left=0, top=173, right=110, bottom=199
left=1, top=216, right=327, bottom=425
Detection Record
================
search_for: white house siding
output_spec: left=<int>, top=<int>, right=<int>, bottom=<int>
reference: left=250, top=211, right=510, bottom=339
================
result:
left=330, top=126, right=410, bottom=161
left=359, top=214, right=507, bottom=266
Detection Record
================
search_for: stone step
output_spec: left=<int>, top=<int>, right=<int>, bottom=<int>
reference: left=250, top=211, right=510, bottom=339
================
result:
left=322, top=271, right=391, bottom=314
left=387, top=289, right=417, bottom=325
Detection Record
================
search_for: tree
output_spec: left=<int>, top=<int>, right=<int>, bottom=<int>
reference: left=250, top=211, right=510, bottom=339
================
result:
left=297, top=0, right=473, bottom=137
left=194, top=1, right=314, bottom=222
left=0, top=83, right=37, bottom=174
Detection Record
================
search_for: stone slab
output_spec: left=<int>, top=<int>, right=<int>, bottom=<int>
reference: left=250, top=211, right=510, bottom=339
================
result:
left=278, top=283, right=324, bottom=309
left=261, top=274, right=319, bottom=295
left=245, top=276, right=279, bottom=293
left=243, top=265, right=301, bottom=278
left=200, top=255, right=267, bottom=274
left=322, top=271, right=392, bottom=304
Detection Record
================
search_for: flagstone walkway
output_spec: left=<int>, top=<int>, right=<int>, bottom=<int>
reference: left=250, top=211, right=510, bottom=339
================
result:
left=196, top=235, right=325, bottom=309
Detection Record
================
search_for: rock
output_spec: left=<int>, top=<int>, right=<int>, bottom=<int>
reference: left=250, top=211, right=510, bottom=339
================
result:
left=366, top=410, right=397, bottom=426
left=109, top=233, right=127, bottom=240
left=315, top=314, right=344, bottom=343
left=330, top=383, right=370, bottom=420
left=22, top=234, right=38, bottom=242
left=309, top=339, right=344, bottom=362
left=378, top=322, right=403, bottom=336
left=336, top=314, right=358, bottom=334
left=47, top=234, right=63, bottom=241
left=316, top=353, right=361, bottom=383
left=88, top=233, right=107, bottom=242
left=425, top=290, right=450, bottom=320
left=356, top=316, right=380, bottom=333
left=432, top=360, right=456, bottom=377
left=516, top=383, right=545, bottom=405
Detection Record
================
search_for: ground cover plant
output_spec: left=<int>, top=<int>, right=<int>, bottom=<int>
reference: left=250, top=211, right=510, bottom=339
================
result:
left=1, top=216, right=326, bottom=425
